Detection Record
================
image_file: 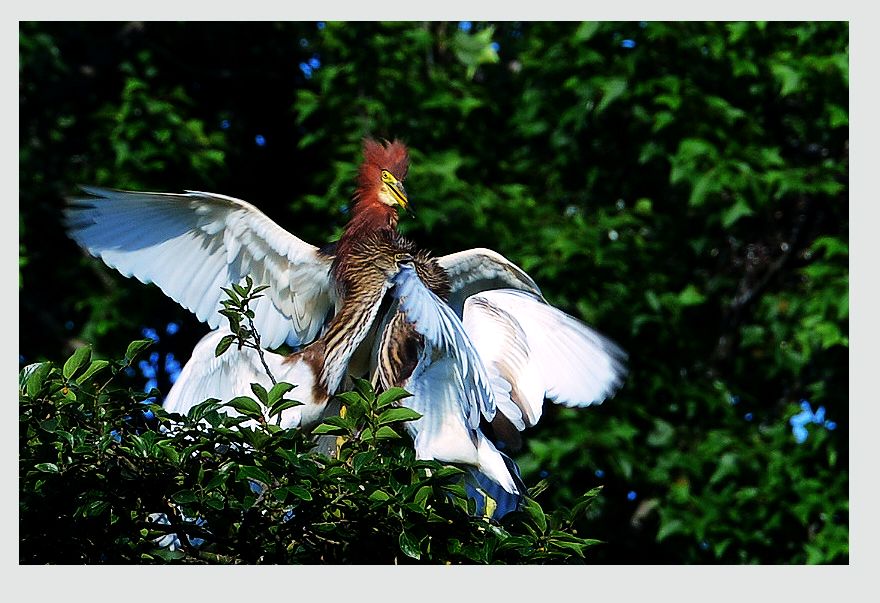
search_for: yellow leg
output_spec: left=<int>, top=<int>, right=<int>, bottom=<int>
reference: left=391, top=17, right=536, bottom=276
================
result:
left=335, top=405, right=347, bottom=457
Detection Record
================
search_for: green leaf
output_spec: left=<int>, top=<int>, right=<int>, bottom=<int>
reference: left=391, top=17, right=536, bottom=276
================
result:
left=374, top=426, right=402, bottom=439
left=771, top=62, right=801, bottom=96
left=294, top=89, right=320, bottom=123
left=645, top=290, right=661, bottom=312
left=215, top=312, right=244, bottom=336
left=595, top=78, right=627, bottom=114
left=656, top=519, right=685, bottom=542
left=810, top=236, right=848, bottom=259
left=23, top=361, right=53, bottom=397
left=828, top=103, right=848, bottom=129
left=324, top=415, right=353, bottom=430
left=287, top=485, right=313, bottom=501
left=496, top=535, right=532, bottom=552
left=528, top=479, right=550, bottom=499
left=376, top=387, right=413, bottom=408
left=721, top=198, right=754, bottom=228
left=548, top=538, right=586, bottom=558
left=571, top=487, right=604, bottom=517
left=150, top=548, right=186, bottom=561
left=523, top=497, right=547, bottom=533
left=709, top=452, right=739, bottom=485
left=81, top=500, right=110, bottom=517
left=352, top=378, right=375, bottom=402
left=159, top=444, right=180, bottom=464
left=452, top=26, right=499, bottom=79
left=125, top=339, right=153, bottom=361
left=250, top=382, right=269, bottom=405
left=352, top=451, right=376, bottom=473
left=377, top=407, right=423, bottom=426
left=76, top=359, right=110, bottom=384
left=335, top=391, right=364, bottom=406
left=186, top=398, right=222, bottom=423
left=573, top=22, right=599, bottom=42
left=237, top=465, right=272, bottom=486
left=398, top=531, right=422, bottom=560
left=678, top=284, right=706, bottom=306
left=63, top=346, right=91, bottom=380
left=412, top=485, right=433, bottom=509
left=224, top=396, right=264, bottom=419
left=172, top=489, right=198, bottom=504
left=214, top=334, right=236, bottom=357
left=311, top=421, right=349, bottom=436
left=689, top=169, right=719, bottom=207
left=647, top=419, right=675, bottom=447
left=34, top=462, right=59, bottom=473
left=268, top=382, right=296, bottom=405
left=369, top=489, right=391, bottom=502
left=431, top=466, right=466, bottom=480
left=268, top=399, right=303, bottom=418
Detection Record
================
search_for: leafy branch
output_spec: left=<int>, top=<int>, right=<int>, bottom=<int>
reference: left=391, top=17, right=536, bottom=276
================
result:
left=214, top=276, right=276, bottom=385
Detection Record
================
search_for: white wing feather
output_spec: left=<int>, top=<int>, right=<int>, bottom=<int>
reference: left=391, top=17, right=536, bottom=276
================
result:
left=163, top=329, right=326, bottom=430
left=65, top=187, right=335, bottom=349
left=436, top=247, right=543, bottom=315
left=386, top=265, right=518, bottom=494
left=463, top=289, right=627, bottom=429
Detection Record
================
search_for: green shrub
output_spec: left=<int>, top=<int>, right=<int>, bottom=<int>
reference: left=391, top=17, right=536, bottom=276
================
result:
left=19, top=340, right=602, bottom=564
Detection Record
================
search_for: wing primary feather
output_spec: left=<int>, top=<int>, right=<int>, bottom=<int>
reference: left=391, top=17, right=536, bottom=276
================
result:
left=462, top=289, right=627, bottom=432
left=65, top=186, right=336, bottom=349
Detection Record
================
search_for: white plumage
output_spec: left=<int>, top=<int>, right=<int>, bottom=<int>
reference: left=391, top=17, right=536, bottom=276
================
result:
left=163, top=329, right=326, bottom=430
left=65, top=187, right=335, bottom=349
left=437, top=247, right=543, bottom=315
left=462, top=289, right=627, bottom=430
left=382, top=265, right=519, bottom=494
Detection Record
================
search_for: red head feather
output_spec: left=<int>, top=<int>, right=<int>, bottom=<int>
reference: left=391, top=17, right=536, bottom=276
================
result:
left=333, top=138, right=410, bottom=283
left=356, top=138, right=409, bottom=199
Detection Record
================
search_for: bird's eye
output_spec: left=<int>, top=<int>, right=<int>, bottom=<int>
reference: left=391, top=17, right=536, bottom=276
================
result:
left=381, top=170, right=394, bottom=183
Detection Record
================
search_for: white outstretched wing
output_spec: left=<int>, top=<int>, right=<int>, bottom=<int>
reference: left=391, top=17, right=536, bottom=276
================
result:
left=384, top=265, right=518, bottom=494
left=462, top=289, right=627, bottom=430
left=65, top=187, right=335, bottom=349
left=163, top=329, right=326, bottom=430
left=436, top=247, right=543, bottom=315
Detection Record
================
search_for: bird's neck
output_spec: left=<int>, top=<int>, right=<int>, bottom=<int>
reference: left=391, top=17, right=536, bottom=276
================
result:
left=318, top=196, right=400, bottom=392
left=345, top=200, right=398, bottom=240
left=332, top=199, right=398, bottom=280
left=317, top=280, right=391, bottom=393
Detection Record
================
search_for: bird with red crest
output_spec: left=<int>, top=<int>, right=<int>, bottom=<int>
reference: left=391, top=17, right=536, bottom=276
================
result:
left=65, top=137, right=626, bottom=517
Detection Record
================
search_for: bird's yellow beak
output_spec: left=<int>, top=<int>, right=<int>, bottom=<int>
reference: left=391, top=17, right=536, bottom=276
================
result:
left=381, top=170, right=413, bottom=217
left=390, top=180, right=409, bottom=211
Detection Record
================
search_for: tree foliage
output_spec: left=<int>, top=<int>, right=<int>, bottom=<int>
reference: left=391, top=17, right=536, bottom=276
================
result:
left=20, top=341, right=603, bottom=564
left=19, top=21, right=848, bottom=564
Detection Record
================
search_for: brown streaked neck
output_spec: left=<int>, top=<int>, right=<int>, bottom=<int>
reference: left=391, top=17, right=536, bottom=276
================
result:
left=296, top=274, right=391, bottom=402
left=332, top=201, right=399, bottom=282
left=316, top=279, right=391, bottom=394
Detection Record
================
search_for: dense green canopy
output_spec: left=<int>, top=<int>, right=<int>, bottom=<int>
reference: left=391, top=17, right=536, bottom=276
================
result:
left=19, top=21, right=848, bottom=563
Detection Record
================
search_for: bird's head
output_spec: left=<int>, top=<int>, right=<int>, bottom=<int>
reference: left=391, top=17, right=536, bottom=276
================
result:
left=356, top=138, right=411, bottom=216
